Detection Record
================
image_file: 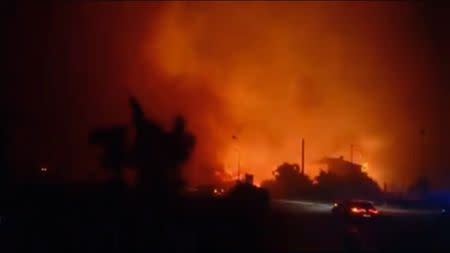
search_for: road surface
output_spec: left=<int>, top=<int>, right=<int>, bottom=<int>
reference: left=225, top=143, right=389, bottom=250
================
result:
left=266, top=199, right=449, bottom=252
left=273, top=199, right=444, bottom=216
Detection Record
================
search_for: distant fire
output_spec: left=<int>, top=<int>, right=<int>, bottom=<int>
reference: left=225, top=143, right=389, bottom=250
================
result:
left=119, top=2, right=434, bottom=186
left=5, top=2, right=443, bottom=187
left=362, top=162, right=369, bottom=172
left=140, top=2, right=428, bottom=186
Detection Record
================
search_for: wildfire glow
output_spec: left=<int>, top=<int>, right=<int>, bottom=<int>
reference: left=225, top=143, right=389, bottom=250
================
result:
left=117, top=2, right=434, bottom=186
left=362, top=162, right=369, bottom=172
left=5, top=2, right=445, bottom=187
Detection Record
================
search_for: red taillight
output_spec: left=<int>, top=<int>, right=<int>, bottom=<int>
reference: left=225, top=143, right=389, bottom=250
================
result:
left=351, top=207, right=365, bottom=213
left=368, top=209, right=379, bottom=214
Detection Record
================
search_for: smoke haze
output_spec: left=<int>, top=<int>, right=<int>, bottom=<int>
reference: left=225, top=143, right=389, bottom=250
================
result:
left=4, top=2, right=449, bottom=188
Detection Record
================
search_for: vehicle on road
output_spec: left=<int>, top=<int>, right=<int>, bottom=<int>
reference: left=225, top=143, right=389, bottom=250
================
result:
left=332, top=200, right=380, bottom=218
left=188, top=184, right=227, bottom=198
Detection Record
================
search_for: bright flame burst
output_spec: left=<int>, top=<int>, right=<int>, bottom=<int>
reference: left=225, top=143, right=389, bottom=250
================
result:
left=362, top=162, right=369, bottom=172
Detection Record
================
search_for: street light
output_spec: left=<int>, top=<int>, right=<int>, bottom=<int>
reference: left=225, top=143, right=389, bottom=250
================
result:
left=232, top=135, right=240, bottom=181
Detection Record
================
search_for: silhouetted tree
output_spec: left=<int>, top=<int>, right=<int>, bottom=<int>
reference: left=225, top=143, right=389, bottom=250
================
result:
left=315, top=169, right=381, bottom=200
left=226, top=180, right=270, bottom=253
left=88, top=97, right=196, bottom=252
left=128, top=97, right=195, bottom=197
left=260, top=179, right=275, bottom=191
left=314, top=169, right=339, bottom=199
left=88, top=97, right=196, bottom=195
left=349, top=171, right=382, bottom=200
left=89, top=125, right=128, bottom=183
left=262, top=163, right=313, bottom=198
left=128, top=98, right=196, bottom=252
left=165, top=116, right=196, bottom=193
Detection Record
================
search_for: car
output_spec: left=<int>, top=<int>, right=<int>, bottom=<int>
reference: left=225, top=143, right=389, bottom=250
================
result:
left=188, top=185, right=227, bottom=198
left=332, top=200, right=380, bottom=218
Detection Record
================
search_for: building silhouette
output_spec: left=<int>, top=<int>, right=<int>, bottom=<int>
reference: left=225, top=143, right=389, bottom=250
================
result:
left=319, top=156, right=362, bottom=177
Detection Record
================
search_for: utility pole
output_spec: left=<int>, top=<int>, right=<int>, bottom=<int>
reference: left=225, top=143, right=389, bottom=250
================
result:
left=232, top=135, right=240, bottom=181
left=301, top=138, right=305, bottom=175
left=237, top=150, right=240, bottom=181
left=350, top=144, right=354, bottom=163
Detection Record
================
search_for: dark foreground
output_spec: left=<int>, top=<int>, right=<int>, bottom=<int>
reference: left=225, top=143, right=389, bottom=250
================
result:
left=270, top=200, right=450, bottom=252
left=1, top=185, right=449, bottom=253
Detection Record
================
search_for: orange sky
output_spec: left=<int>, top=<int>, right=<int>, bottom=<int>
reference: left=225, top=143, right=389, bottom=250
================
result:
left=126, top=2, right=437, bottom=187
left=7, top=2, right=447, bottom=189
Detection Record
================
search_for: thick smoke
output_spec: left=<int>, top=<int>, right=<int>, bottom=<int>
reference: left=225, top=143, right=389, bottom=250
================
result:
left=137, top=2, right=438, bottom=187
left=6, top=2, right=446, bottom=188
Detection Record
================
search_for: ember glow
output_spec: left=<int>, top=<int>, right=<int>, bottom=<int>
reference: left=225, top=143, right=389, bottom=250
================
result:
left=134, top=2, right=437, bottom=186
left=7, top=2, right=448, bottom=187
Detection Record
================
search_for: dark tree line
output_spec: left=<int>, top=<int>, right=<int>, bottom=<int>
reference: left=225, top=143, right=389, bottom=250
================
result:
left=89, top=97, right=195, bottom=196
left=314, top=169, right=381, bottom=200
left=260, top=163, right=313, bottom=198
left=261, top=163, right=382, bottom=201
left=88, top=97, right=196, bottom=252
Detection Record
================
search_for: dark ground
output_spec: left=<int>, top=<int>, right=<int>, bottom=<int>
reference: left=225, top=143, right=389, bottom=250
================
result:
left=269, top=201, right=450, bottom=252
left=0, top=185, right=449, bottom=253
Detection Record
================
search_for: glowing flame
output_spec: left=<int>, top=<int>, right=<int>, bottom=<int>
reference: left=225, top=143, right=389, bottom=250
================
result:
left=134, top=2, right=434, bottom=186
left=362, top=162, right=369, bottom=172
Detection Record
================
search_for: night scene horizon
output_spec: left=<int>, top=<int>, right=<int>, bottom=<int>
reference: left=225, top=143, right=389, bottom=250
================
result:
left=2, top=2, right=450, bottom=253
